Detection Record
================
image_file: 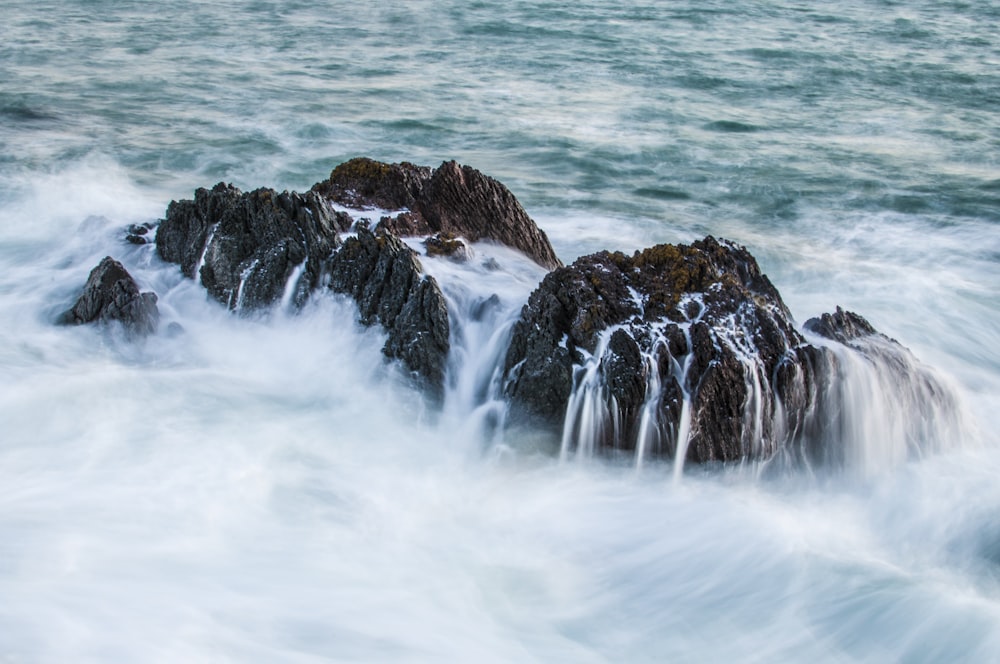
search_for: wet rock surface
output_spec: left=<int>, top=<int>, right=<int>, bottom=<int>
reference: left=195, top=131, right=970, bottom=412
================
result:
left=140, top=162, right=955, bottom=467
left=804, top=306, right=882, bottom=344
left=156, top=183, right=340, bottom=311
left=503, top=236, right=801, bottom=462
left=504, top=237, right=958, bottom=467
left=313, top=158, right=561, bottom=270
left=329, top=225, right=450, bottom=393
left=59, top=256, right=159, bottom=337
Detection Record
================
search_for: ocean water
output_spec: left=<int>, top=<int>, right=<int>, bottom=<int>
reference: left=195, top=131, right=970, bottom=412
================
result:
left=2, top=1, right=1000, bottom=661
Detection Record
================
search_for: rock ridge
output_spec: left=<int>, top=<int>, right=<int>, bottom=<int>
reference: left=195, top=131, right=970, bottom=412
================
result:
left=312, top=157, right=561, bottom=270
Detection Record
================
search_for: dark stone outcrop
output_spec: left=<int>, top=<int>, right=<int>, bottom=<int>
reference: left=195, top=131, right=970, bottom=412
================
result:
left=59, top=256, right=158, bottom=336
left=503, top=236, right=800, bottom=462
left=154, top=178, right=451, bottom=390
left=329, top=225, right=450, bottom=393
left=497, top=239, right=777, bottom=461
left=156, top=183, right=340, bottom=311
left=502, top=237, right=959, bottom=466
left=312, top=158, right=561, bottom=270
left=804, top=306, right=881, bottom=344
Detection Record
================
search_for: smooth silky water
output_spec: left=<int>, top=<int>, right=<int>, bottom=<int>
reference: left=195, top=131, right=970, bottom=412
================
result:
left=2, top=1, right=999, bottom=661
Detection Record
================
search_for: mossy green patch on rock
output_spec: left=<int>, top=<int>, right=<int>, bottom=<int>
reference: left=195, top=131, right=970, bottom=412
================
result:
left=329, top=157, right=391, bottom=182
left=312, top=157, right=432, bottom=211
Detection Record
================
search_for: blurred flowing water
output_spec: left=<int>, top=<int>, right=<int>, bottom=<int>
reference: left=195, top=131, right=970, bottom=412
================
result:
left=2, top=1, right=999, bottom=661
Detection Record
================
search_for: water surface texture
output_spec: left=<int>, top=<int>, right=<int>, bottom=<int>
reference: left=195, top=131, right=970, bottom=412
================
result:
left=2, top=1, right=999, bottom=661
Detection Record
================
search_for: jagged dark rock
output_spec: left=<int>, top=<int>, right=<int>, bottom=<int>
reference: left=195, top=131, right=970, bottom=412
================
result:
left=59, top=256, right=159, bottom=337
left=312, top=158, right=561, bottom=270
left=154, top=179, right=451, bottom=388
left=329, top=225, right=450, bottom=393
left=804, top=306, right=882, bottom=344
left=501, top=238, right=802, bottom=462
left=502, top=236, right=959, bottom=467
left=156, top=183, right=340, bottom=311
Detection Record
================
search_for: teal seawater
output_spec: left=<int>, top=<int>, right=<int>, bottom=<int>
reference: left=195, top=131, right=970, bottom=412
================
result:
left=2, top=1, right=1000, bottom=661
left=4, top=0, right=998, bottom=220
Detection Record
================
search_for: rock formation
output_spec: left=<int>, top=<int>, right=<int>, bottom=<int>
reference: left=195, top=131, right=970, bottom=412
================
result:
left=501, top=237, right=956, bottom=465
left=329, top=225, right=450, bottom=394
left=502, top=237, right=799, bottom=461
left=135, top=159, right=955, bottom=468
left=156, top=183, right=340, bottom=311
left=312, top=158, right=561, bottom=270
left=804, top=306, right=881, bottom=345
left=59, top=256, right=159, bottom=337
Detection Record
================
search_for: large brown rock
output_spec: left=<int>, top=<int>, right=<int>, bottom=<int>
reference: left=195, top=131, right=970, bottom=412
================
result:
left=312, top=158, right=562, bottom=270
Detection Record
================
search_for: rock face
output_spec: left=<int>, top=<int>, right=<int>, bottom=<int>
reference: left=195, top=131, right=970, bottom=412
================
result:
left=156, top=183, right=340, bottom=310
left=154, top=178, right=453, bottom=392
left=503, top=236, right=802, bottom=462
left=144, top=163, right=956, bottom=468
left=312, top=158, right=561, bottom=270
left=59, top=256, right=159, bottom=336
left=329, top=225, right=450, bottom=393
left=501, top=235, right=963, bottom=467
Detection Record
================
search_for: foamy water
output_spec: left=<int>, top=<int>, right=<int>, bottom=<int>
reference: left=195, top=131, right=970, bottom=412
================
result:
left=2, top=0, right=999, bottom=660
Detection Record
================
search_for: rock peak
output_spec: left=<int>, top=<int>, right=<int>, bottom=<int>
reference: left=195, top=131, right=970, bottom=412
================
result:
left=312, top=158, right=562, bottom=270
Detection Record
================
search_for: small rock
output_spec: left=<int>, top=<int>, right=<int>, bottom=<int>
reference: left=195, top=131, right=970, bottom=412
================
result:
left=59, top=256, right=158, bottom=337
left=423, top=233, right=472, bottom=262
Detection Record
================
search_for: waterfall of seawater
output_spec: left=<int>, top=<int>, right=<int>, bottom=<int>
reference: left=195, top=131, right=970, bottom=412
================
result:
left=250, top=234, right=970, bottom=478
left=408, top=241, right=547, bottom=450
left=773, top=331, right=969, bottom=478
left=504, top=282, right=969, bottom=476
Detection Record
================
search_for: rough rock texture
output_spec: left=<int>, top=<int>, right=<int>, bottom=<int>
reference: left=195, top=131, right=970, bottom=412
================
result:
left=502, top=237, right=959, bottom=466
left=154, top=178, right=451, bottom=389
left=329, top=225, right=450, bottom=393
left=59, top=256, right=159, bottom=336
left=156, top=183, right=340, bottom=310
left=804, top=306, right=881, bottom=344
left=423, top=233, right=471, bottom=262
left=312, top=157, right=432, bottom=211
left=503, top=236, right=801, bottom=462
left=312, top=158, right=561, bottom=270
